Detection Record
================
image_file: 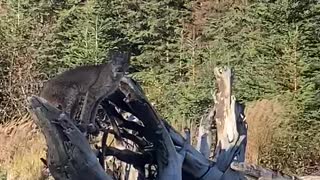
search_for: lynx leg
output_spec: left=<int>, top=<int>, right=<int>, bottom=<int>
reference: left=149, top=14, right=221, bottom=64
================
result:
left=80, top=92, right=96, bottom=124
left=64, top=88, right=79, bottom=117
left=79, top=92, right=89, bottom=122
left=80, top=91, right=100, bottom=134
left=70, top=96, right=80, bottom=120
left=89, top=97, right=104, bottom=126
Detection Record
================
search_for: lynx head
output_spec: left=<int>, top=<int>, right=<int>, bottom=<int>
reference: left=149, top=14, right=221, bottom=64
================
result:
left=109, top=50, right=130, bottom=79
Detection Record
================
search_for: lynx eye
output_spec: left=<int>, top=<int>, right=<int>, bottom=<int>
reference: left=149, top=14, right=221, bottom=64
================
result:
left=115, top=67, right=123, bottom=72
left=56, top=104, right=63, bottom=110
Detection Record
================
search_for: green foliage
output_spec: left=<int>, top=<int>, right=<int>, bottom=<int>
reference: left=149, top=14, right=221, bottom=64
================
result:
left=38, top=0, right=103, bottom=75
left=202, top=0, right=320, bottom=174
left=0, top=0, right=53, bottom=121
left=95, top=0, right=210, bottom=123
left=203, top=1, right=301, bottom=101
left=0, top=0, right=319, bottom=175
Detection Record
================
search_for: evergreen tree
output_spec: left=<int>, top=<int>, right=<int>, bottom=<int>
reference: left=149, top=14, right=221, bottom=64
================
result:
left=0, top=0, right=54, bottom=121
left=95, top=0, right=208, bottom=123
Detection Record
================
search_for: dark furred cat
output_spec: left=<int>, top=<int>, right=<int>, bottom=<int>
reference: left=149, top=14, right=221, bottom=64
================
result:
left=40, top=51, right=130, bottom=132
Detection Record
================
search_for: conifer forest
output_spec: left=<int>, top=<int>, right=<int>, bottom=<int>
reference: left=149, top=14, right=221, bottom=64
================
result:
left=0, top=0, right=319, bottom=179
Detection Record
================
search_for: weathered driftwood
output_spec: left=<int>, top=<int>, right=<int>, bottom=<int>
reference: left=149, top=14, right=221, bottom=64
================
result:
left=187, top=67, right=247, bottom=180
left=27, top=66, right=309, bottom=180
left=118, top=77, right=185, bottom=180
left=123, top=71, right=304, bottom=179
left=230, top=162, right=300, bottom=180
left=212, top=67, right=248, bottom=180
left=103, top=147, right=154, bottom=166
left=117, top=76, right=245, bottom=180
left=102, top=78, right=218, bottom=179
left=196, top=108, right=215, bottom=159
left=27, top=96, right=112, bottom=180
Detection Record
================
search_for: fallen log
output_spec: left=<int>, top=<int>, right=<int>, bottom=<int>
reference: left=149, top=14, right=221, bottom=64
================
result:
left=117, top=75, right=245, bottom=180
left=27, top=66, right=309, bottom=180
left=197, top=107, right=215, bottom=159
left=27, top=96, right=113, bottom=180
left=118, top=77, right=185, bottom=180
left=231, top=162, right=300, bottom=180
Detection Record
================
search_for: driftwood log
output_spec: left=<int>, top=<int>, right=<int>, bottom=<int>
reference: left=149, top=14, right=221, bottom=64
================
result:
left=27, top=66, right=308, bottom=180
left=28, top=96, right=113, bottom=180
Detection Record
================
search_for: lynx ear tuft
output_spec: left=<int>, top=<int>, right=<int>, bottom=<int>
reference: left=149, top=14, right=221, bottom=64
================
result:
left=108, top=50, right=130, bottom=61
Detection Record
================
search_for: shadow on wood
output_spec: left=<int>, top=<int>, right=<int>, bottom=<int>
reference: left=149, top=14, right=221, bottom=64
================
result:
left=27, top=96, right=112, bottom=180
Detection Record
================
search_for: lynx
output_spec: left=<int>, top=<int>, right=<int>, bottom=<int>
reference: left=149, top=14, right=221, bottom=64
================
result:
left=40, top=51, right=130, bottom=133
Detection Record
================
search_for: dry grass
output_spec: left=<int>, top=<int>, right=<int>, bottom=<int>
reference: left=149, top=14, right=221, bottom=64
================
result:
left=244, top=99, right=285, bottom=164
left=0, top=114, right=46, bottom=180
left=0, top=113, right=123, bottom=180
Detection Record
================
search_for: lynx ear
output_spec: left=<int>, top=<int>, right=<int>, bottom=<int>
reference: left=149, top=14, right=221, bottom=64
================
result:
left=109, top=50, right=131, bottom=64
